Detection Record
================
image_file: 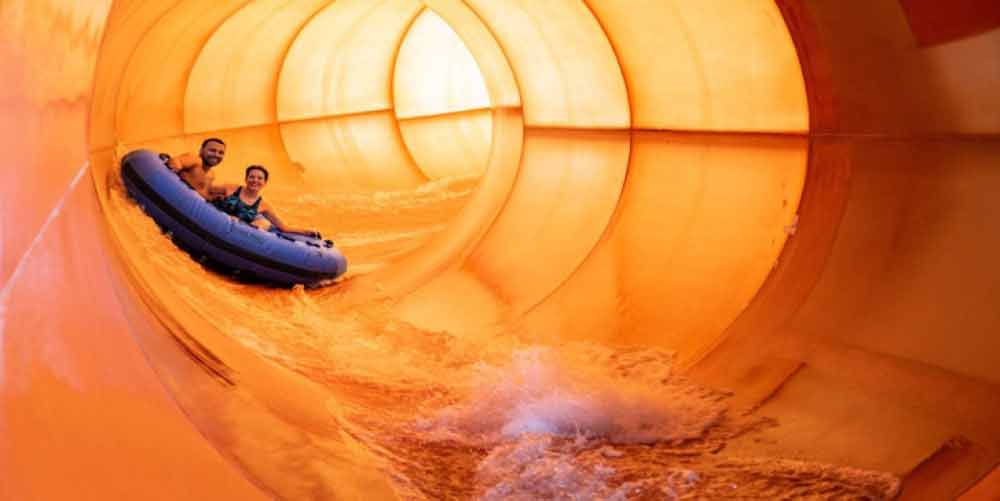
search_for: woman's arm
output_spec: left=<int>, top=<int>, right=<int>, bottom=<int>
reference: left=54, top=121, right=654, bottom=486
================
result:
left=259, top=202, right=320, bottom=237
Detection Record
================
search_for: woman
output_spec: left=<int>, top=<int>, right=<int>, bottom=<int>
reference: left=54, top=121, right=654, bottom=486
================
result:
left=212, top=165, right=321, bottom=238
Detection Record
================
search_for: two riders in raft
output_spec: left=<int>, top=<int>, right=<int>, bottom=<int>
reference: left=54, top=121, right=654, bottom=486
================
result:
left=167, top=138, right=321, bottom=238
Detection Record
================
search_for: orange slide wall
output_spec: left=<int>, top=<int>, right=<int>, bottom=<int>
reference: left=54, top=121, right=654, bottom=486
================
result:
left=2, top=0, right=999, bottom=499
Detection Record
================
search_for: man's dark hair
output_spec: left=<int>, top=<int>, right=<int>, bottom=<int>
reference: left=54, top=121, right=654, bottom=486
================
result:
left=201, top=137, right=226, bottom=149
left=246, top=165, right=269, bottom=181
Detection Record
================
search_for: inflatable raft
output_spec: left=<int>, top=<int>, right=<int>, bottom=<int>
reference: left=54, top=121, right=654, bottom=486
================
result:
left=120, top=149, right=347, bottom=286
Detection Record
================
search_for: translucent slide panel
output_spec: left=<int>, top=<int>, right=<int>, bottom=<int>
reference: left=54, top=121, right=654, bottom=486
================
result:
left=586, top=0, right=808, bottom=132
left=394, top=10, right=490, bottom=119
left=398, top=109, right=492, bottom=180
left=465, top=0, right=629, bottom=128
left=921, top=29, right=1000, bottom=133
left=466, top=128, right=629, bottom=312
left=420, top=0, right=520, bottom=108
left=0, top=0, right=110, bottom=106
left=185, top=0, right=330, bottom=133
left=115, top=0, right=251, bottom=143
left=277, top=0, right=421, bottom=121
left=615, top=132, right=807, bottom=353
left=89, top=1, right=178, bottom=151
left=1, top=0, right=111, bottom=287
left=279, top=113, right=426, bottom=191
left=1, top=173, right=272, bottom=501
left=1, top=101, right=91, bottom=290
left=790, top=139, right=1000, bottom=384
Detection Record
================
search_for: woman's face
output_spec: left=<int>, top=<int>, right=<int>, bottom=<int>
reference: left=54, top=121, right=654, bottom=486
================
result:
left=246, top=169, right=268, bottom=191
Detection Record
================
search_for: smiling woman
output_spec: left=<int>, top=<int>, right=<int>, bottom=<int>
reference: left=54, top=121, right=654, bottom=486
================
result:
left=211, top=164, right=322, bottom=238
left=3, top=0, right=1000, bottom=500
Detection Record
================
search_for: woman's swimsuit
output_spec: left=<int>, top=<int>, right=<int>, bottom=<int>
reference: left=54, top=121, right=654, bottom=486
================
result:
left=214, top=186, right=261, bottom=224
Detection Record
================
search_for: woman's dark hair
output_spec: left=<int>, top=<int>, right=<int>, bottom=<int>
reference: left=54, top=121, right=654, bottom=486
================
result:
left=201, top=137, right=226, bottom=149
left=245, top=164, right=269, bottom=181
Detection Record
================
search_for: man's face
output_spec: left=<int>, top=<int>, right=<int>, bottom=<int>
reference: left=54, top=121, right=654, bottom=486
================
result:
left=200, top=141, right=226, bottom=168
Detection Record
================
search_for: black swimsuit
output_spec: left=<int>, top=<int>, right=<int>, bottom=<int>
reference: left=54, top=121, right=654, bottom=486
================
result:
left=214, top=186, right=261, bottom=224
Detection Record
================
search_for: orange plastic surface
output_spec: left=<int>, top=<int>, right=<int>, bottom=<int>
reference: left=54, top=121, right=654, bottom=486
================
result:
left=2, top=1, right=998, bottom=499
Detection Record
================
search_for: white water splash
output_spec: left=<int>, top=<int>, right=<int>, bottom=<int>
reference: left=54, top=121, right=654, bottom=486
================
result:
left=417, top=345, right=725, bottom=446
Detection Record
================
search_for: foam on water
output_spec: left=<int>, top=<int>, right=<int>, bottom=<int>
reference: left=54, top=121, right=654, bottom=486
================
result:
left=417, top=346, right=725, bottom=446
left=473, top=432, right=709, bottom=500
left=404, top=345, right=730, bottom=498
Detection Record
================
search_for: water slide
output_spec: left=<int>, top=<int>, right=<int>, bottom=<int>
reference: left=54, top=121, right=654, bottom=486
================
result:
left=2, top=0, right=998, bottom=499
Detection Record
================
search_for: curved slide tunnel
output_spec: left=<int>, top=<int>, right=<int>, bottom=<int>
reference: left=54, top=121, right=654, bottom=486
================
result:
left=2, top=0, right=999, bottom=499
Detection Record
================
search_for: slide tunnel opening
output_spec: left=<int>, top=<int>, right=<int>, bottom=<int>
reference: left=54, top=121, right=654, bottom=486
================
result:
left=3, top=0, right=999, bottom=500
left=85, top=1, right=818, bottom=497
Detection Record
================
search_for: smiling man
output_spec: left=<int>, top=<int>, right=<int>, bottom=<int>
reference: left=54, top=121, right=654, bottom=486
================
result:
left=165, top=137, right=226, bottom=199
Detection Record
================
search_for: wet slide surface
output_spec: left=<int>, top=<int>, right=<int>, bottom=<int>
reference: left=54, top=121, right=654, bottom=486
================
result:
left=3, top=1, right=1000, bottom=500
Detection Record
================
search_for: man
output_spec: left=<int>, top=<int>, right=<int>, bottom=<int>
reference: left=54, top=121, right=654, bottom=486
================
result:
left=166, top=137, right=226, bottom=199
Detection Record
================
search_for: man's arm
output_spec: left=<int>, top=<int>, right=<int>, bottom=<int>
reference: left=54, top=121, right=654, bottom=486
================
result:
left=165, top=152, right=201, bottom=173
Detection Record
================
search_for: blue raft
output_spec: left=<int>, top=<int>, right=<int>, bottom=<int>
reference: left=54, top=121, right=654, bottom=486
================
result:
left=121, top=149, right=347, bottom=286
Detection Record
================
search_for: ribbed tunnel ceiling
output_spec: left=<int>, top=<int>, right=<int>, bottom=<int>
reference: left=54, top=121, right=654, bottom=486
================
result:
left=88, top=0, right=809, bottom=360
left=89, top=0, right=808, bottom=186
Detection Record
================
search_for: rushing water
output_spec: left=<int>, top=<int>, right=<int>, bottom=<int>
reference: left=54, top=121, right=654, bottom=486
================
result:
left=106, top=174, right=900, bottom=500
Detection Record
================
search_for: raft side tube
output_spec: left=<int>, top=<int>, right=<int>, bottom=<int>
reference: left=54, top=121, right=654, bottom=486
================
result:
left=120, top=149, right=347, bottom=286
